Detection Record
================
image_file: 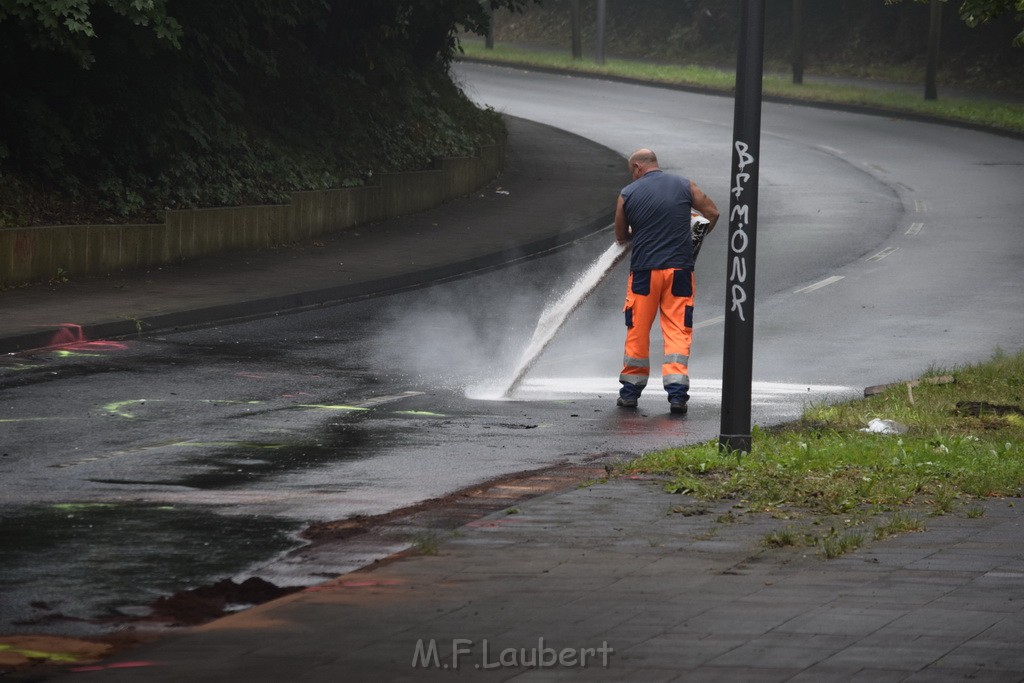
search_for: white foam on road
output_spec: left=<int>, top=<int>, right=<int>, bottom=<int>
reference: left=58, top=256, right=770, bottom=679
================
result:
left=472, top=376, right=859, bottom=404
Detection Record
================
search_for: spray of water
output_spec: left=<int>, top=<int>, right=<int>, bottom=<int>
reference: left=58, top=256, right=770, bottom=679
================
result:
left=488, top=241, right=629, bottom=398
left=479, top=211, right=711, bottom=400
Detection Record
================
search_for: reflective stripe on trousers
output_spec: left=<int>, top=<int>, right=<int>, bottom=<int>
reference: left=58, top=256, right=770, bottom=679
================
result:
left=620, top=268, right=695, bottom=396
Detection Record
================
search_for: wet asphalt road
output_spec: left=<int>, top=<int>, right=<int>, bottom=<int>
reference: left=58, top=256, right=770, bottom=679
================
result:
left=454, top=63, right=1024, bottom=383
left=2, top=64, right=1023, bottom=634
left=0, top=229, right=855, bottom=633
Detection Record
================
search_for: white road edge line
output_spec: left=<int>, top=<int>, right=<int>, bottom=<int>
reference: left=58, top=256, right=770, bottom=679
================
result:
left=694, top=315, right=725, bottom=329
left=867, top=247, right=900, bottom=262
left=357, top=391, right=425, bottom=408
left=795, top=275, right=845, bottom=294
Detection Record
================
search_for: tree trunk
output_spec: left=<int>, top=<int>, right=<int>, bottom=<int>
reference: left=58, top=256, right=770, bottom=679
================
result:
left=571, top=0, right=582, bottom=59
left=791, top=0, right=804, bottom=84
left=595, top=0, right=606, bottom=65
left=925, top=0, right=942, bottom=100
left=485, top=3, right=494, bottom=49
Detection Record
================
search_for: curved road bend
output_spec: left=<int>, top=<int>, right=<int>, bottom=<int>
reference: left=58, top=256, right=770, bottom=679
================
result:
left=454, top=62, right=1024, bottom=388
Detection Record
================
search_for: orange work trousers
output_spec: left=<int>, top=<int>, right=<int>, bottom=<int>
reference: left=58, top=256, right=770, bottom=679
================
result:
left=619, top=268, right=695, bottom=402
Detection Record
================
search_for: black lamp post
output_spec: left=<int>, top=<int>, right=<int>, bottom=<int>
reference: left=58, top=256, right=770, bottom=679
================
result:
left=719, top=0, right=766, bottom=454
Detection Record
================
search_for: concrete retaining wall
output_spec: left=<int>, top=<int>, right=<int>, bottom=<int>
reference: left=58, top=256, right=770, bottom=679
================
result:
left=0, top=142, right=504, bottom=286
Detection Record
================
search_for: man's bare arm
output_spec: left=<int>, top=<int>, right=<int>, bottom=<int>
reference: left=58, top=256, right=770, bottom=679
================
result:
left=614, top=194, right=631, bottom=244
left=690, top=181, right=720, bottom=233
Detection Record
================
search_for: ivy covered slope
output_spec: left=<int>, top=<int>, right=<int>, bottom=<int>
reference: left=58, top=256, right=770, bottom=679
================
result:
left=0, top=0, right=532, bottom=227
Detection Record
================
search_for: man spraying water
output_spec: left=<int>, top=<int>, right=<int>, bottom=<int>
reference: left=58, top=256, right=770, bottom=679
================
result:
left=614, top=149, right=720, bottom=414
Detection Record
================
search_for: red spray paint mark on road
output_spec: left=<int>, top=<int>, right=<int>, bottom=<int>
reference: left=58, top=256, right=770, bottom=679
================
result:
left=303, top=579, right=405, bottom=592
left=40, top=324, right=128, bottom=353
left=338, top=579, right=404, bottom=588
left=48, top=323, right=85, bottom=347
left=68, top=661, right=158, bottom=672
left=67, top=340, right=128, bottom=352
left=465, top=518, right=525, bottom=529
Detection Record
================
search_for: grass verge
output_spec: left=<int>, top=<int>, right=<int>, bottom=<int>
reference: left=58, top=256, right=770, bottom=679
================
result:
left=623, top=350, right=1024, bottom=549
left=460, top=42, right=1024, bottom=136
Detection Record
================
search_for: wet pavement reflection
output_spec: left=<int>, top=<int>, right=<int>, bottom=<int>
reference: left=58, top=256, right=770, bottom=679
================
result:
left=0, top=503, right=301, bottom=635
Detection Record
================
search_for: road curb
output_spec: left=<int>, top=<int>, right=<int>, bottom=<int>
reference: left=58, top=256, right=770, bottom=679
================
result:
left=0, top=215, right=614, bottom=355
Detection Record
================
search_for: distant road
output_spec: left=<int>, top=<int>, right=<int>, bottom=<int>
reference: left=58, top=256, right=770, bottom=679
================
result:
left=455, top=61, right=1024, bottom=386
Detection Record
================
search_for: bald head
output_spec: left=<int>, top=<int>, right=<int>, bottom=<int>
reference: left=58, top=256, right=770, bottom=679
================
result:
left=628, top=148, right=659, bottom=179
left=628, top=149, right=658, bottom=166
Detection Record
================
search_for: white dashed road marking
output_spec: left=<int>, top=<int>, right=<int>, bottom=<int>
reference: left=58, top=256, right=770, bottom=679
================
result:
left=794, top=276, right=845, bottom=294
left=867, top=247, right=899, bottom=262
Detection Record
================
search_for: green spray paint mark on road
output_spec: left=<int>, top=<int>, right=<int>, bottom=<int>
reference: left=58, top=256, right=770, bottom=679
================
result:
left=294, top=403, right=370, bottom=413
left=52, top=503, right=119, bottom=511
left=0, top=644, right=80, bottom=662
left=0, top=417, right=66, bottom=423
left=102, top=398, right=260, bottom=419
left=102, top=400, right=154, bottom=418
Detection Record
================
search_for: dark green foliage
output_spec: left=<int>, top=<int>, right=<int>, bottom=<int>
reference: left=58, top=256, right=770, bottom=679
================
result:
left=890, top=0, right=1024, bottom=46
left=0, top=0, right=182, bottom=67
left=495, top=1, right=1024, bottom=82
left=0, top=0, right=533, bottom=225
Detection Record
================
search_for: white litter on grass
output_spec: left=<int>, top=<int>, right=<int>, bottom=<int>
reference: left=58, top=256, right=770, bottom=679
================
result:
left=860, top=418, right=908, bottom=435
